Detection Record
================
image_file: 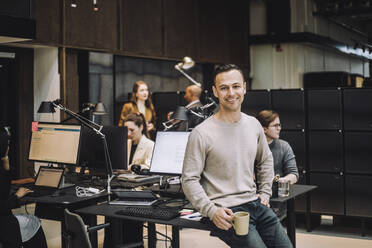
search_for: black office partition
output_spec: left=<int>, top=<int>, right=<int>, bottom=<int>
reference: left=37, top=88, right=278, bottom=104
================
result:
left=308, top=131, right=343, bottom=172
left=280, top=130, right=306, bottom=173
left=271, top=89, right=305, bottom=130
left=346, top=175, right=372, bottom=217
left=343, top=88, right=372, bottom=131
left=242, top=90, right=271, bottom=116
left=345, top=132, right=372, bottom=174
left=310, top=173, right=344, bottom=215
left=152, top=92, right=181, bottom=130
left=307, top=89, right=342, bottom=130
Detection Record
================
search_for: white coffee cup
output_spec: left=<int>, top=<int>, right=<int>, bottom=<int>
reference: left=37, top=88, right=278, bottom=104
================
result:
left=232, top=211, right=250, bottom=236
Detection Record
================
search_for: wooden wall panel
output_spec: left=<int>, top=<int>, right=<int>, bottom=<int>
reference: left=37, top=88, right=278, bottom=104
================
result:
left=34, top=0, right=61, bottom=44
left=121, top=0, right=163, bottom=56
left=64, top=0, right=118, bottom=50
left=163, top=0, right=198, bottom=59
left=197, top=0, right=229, bottom=63
left=60, top=48, right=80, bottom=122
left=15, top=49, right=34, bottom=178
left=225, top=1, right=249, bottom=65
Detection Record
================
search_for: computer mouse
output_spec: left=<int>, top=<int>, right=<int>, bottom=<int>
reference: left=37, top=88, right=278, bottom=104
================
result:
left=140, top=168, right=150, bottom=175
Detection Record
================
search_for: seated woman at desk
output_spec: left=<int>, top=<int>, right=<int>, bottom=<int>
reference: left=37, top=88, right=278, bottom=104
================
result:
left=0, top=131, right=47, bottom=248
left=256, top=110, right=299, bottom=184
left=123, top=112, right=154, bottom=172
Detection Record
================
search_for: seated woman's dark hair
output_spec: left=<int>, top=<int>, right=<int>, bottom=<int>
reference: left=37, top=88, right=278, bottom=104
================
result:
left=256, top=110, right=279, bottom=128
left=123, top=112, right=149, bottom=137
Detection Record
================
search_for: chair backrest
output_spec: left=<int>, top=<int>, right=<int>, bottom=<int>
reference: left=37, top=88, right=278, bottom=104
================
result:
left=64, top=209, right=92, bottom=248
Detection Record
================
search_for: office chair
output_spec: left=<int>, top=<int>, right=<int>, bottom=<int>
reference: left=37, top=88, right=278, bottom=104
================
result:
left=64, top=209, right=142, bottom=248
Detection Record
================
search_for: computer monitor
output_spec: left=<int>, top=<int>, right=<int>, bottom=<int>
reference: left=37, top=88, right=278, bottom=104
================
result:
left=79, top=125, right=128, bottom=172
left=28, top=123, right=81, bottom=165
left=149, top=131, right=190, bottom=175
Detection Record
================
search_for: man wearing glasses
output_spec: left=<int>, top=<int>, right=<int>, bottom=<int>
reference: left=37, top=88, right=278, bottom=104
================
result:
left=256, top=110, right=299, bottom=185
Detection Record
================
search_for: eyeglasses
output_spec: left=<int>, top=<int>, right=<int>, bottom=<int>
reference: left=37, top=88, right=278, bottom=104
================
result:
left=268, top=123, right=281, bottom=128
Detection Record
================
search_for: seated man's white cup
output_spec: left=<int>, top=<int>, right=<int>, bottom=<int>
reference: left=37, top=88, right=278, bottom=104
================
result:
left=232, top=211, right=250, bottom=236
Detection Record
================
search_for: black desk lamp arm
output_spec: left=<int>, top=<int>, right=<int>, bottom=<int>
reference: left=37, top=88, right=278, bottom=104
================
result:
left=52, top=102, right=114, bottom=198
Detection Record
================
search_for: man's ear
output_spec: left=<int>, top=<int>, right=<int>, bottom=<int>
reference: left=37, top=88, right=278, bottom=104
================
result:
left=212, top=85, right=218, bottom=98
left=243, top=81, right=247, bottom=94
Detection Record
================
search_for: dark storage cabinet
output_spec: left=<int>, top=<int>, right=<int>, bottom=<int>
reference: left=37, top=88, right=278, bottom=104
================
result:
left=271, top=90, right=305, bottom=130
left=307, top=89, right=342, bottom=130
left=346, top=175, right=372, bottom=218
left=343, top=89, right=372, bottom=131
left=310, top=173, right=344, bottom=215
left=242, top=90, right=271, bottom=116
left=280, top=130, right=306, bottom=173
left=308, top=131, right=343, bottom=172
left=345, top=132, right=372, bottom=174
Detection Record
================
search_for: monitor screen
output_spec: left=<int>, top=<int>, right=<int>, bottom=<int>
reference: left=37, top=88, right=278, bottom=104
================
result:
left=79, top=125, right=128, bottom=171
left=35, top=167, right=64, bottom=188
left=150, top=131, right=190, bottom=175
left=28, top=123, right=81, bottom=165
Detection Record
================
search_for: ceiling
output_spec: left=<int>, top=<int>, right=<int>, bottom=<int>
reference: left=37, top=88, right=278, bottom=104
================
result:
left=314, top=0, right=372, bottom=36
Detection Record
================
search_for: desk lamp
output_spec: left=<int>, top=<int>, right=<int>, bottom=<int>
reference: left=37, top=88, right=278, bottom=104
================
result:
left=37, top=99, right=114, bottom=201
left=174, top=56, right=201, bottom=87
left=162, top=106, right=188, bottom=131
left=92, top=102, right=107, bottom=122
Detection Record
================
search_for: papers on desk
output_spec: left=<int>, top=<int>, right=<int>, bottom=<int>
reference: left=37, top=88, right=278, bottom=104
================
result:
left=180, top=212, right=202, bottom=221
left=117, top=173, right=161, bottom=183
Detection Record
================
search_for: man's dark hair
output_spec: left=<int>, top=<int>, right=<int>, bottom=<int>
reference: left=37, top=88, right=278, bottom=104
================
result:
left=213, top=64, right=244, bottom=84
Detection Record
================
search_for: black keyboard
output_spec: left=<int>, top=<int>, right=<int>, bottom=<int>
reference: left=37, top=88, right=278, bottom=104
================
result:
left=24, top=184, right=57, bottom=197
left=116, top=206, right=179, bottom=221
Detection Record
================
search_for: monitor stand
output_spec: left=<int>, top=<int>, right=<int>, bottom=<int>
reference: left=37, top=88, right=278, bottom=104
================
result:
left=60, top=174, right=75, bottom=189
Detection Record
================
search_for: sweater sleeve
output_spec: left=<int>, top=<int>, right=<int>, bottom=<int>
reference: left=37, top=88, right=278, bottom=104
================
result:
left=182, top=130, right=218, bottom=220
left=0, top=170, right=21, bottom=214
left=255, top=126, right=274, bottom=202
left=282, top=141, right=299, bottom=180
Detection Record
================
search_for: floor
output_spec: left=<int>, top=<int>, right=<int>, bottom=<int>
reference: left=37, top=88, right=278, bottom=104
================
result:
left=13, top=205, right=372, bottom=248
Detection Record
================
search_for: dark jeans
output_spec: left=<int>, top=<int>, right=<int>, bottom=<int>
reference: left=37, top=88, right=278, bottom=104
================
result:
left=204, top=199, right=293, bottom=248
left=23, top=227, right=47, bottom=248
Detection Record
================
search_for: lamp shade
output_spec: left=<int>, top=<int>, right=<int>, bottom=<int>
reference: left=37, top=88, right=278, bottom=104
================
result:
left=181, top=56, right=195, bottom=69
left=37, top=101, right=55, bottom=113
left=93, top=102, right=107, bottom=115
left=172, top=106, right=188, bottom=121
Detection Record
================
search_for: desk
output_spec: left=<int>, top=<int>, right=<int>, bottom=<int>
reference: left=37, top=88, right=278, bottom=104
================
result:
left=270, top=184, right=317, bottom=248
left=22, top=187, right=108, bottom=248
left=77, top=184, right=316, bottom=248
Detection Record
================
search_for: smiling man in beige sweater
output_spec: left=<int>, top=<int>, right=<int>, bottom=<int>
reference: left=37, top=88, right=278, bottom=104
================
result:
left=182, top=64, right=292, bottom=248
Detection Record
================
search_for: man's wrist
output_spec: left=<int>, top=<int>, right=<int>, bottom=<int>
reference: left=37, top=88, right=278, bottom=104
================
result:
left=1, top=156, right=9, bottom=161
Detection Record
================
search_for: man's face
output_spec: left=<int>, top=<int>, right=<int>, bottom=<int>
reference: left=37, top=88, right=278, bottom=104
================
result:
left=212, top=69, right=246, bottom=112
left=184, top=88, right=192, bottom=103
left=263, top=117, right=281, bottom=140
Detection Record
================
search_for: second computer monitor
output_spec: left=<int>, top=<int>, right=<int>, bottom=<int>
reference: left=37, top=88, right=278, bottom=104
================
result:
left=150, top=131, right=190, bottom=175
left=79, top=125, right=128, bottom=171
